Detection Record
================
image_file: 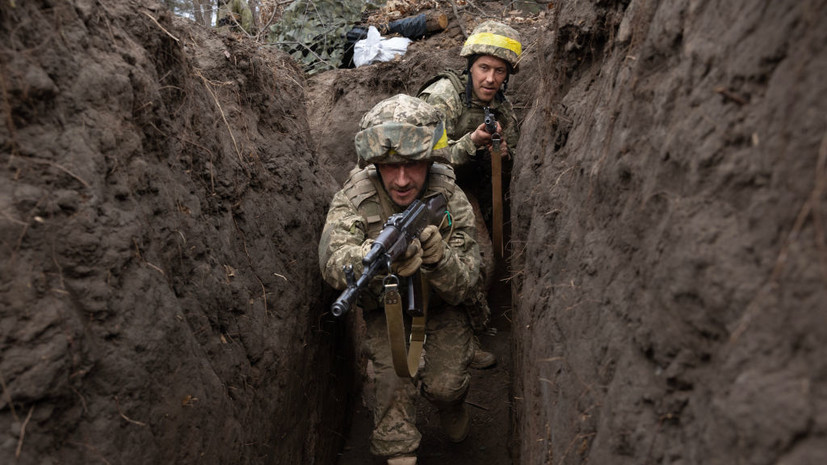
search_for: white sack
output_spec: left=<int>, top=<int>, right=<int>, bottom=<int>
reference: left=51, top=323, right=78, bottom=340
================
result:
left=353, top=26, right=412, bottom=67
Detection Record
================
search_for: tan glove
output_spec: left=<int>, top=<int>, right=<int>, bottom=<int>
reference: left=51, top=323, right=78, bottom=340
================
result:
left=358, top=239, right=375, bottom=271
left=393, top=239, right=422, bottom=277
left=420, top=225, right=443, bottom=265
left=359, top=239, right=375, bottom=257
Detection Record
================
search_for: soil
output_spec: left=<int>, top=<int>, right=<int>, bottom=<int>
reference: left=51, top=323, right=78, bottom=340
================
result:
left=510, top=2, right=827, bottom=464
left=1, top=1, right=344, bottom=464
left=2, top=1, right=826, bottom=465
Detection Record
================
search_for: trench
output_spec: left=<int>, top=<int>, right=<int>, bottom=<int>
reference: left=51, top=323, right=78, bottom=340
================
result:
left=333, top=265, right=516, bottom=465
left=5, top=2, right=826, bottom=465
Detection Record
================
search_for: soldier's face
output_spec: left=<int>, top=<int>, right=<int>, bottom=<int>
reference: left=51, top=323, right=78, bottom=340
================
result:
left=469, top=55, right=509, bottom=103
left=377, top=161, right=430, bottom=207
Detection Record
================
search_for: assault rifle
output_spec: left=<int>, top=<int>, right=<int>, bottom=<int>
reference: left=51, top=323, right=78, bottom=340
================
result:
left=331, top=194, right=448, bottom=317
left=484, top=106, right=501, bottom=154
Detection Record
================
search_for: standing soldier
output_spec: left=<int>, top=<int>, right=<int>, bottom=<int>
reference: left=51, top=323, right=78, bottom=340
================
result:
left=319, top=94, right=481, bottom=464
left=418, top=20, right=523, bottom=369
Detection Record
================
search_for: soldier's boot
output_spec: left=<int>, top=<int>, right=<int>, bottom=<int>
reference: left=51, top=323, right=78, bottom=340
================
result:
left=470, top=336, right=497, bottom=369
left=439, top=403, right=470, bottom=443
left=387, top=456, right=417, bottom=465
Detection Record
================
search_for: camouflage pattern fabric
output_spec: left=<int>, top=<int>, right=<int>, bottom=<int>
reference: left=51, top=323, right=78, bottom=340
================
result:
left=319, top=163, right=479, bottom=458
left=460, top=21, right=523, bottom=72
left=267, top=0, right=371, bottom=75
left=418, top=70, right=519, bottom=330
left=319, top=164, right=480, bottom=307
left=365, top=309, right=421, bottom=456
left=417, top=70, right=520, bottom=167
left=364, top=298, right=473, bottom=456
left=355, top=94, right=451, bottom=167
left=418, top=305, right=474, bottom=408
left=463, top=196, right=494, bottom=331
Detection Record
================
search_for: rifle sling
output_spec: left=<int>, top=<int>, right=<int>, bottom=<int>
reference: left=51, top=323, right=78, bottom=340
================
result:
left=384, top=276, right=428, bottom=378
left=491, top=149, right=504, bottom=259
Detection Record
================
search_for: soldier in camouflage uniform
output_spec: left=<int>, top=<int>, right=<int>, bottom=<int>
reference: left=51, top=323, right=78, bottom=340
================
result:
left=417, top=21, right=523, bottom=369
left=319, top=94, right=481, bottom=465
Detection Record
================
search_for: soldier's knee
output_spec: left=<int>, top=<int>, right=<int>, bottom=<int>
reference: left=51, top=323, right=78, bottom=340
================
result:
left=421, top=374, right=469, bottom=407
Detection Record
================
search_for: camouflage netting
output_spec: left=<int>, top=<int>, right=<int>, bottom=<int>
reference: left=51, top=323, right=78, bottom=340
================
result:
left=268, top=0, right=385, bottom=75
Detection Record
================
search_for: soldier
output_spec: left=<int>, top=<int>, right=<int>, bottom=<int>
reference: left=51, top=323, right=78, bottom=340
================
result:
left=319, top=94, right=481, bottom=465
left=417, top=20, right=523, bottom=369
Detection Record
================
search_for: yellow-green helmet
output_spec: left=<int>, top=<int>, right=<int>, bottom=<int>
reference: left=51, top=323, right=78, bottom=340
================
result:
left=460, top=21, right=522, bottom=73
left=354, top=94, right=450, bottom=167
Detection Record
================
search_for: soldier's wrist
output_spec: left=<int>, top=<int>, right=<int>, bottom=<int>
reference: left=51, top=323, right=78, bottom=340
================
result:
left=421, top=243, right=449, bottom=272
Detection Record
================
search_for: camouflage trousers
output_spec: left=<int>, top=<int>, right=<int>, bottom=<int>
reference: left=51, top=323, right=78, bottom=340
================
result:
left=363, top=305, right=474, bottom=457
left=463, top=193, right=494, bottom=331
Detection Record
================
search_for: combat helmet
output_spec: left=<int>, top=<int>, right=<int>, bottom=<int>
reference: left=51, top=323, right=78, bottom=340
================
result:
left=460, top=21, right=522, bottom=73
left=354, top=94, right=450, bottom=168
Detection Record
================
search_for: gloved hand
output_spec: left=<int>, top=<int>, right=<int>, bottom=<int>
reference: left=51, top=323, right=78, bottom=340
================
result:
left=420, top=225, right=443, bottom=265
left=393, top=238, right=422, bottom=277
left=359, top=239, right=375, bottom=264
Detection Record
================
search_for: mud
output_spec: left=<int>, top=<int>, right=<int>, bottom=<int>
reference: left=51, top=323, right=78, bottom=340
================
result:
left=2, top=1, right=345, bottom=464
left=510, top=1, right=827, bottom=464
left=2, top=1, right=826, bottom=465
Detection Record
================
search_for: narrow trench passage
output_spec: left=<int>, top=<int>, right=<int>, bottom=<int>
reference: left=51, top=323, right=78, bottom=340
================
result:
left=335, top=264, right=515, bottom=465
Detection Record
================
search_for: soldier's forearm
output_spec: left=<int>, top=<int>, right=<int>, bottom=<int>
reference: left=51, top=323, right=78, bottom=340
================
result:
left=449, top=134, right=477, bottom=165
left=421, top=245, right=478, bottom=304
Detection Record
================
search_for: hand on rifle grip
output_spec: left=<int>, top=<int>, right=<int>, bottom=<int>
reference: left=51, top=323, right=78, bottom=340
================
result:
left=392, top=239, right=422, bottom=277
left=420, top=225, right=443, bottom=265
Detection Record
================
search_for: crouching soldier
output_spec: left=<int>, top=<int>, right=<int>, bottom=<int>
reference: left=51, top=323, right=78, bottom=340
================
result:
left=319, top=94, right=481, bottom=464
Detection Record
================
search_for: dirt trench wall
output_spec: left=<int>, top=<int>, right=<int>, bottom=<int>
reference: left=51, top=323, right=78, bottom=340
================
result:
left=511, top=1, right=827, bottom=464
left=0, top=1, right=345, bottom=464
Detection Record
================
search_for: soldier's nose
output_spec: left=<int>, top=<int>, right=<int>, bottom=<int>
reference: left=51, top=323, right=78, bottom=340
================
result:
left=395, top=167, right=411, bottom=185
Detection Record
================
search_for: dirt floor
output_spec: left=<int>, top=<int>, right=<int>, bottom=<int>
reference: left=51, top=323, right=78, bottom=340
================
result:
left=2, top=1, right=827, bottom=465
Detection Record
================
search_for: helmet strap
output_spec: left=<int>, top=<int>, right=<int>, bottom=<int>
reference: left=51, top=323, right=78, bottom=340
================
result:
left=464, top=56, right=476, bottom=108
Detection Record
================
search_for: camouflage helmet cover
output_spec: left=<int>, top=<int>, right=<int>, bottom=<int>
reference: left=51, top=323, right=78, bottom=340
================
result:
left=355, top=94, right=450, bottom=167
left=460, top=21, right=522, bottom=73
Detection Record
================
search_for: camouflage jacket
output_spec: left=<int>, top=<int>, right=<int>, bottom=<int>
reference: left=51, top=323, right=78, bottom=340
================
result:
left=319, top=163, right=480, bottom=311
left=417, top=70, right=520, bottom=166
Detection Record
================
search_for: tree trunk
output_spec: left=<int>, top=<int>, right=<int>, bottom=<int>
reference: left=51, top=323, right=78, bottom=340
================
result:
left=248, top=0, right=259, bottom=30
left=191, top=0, right=213, bottom=27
